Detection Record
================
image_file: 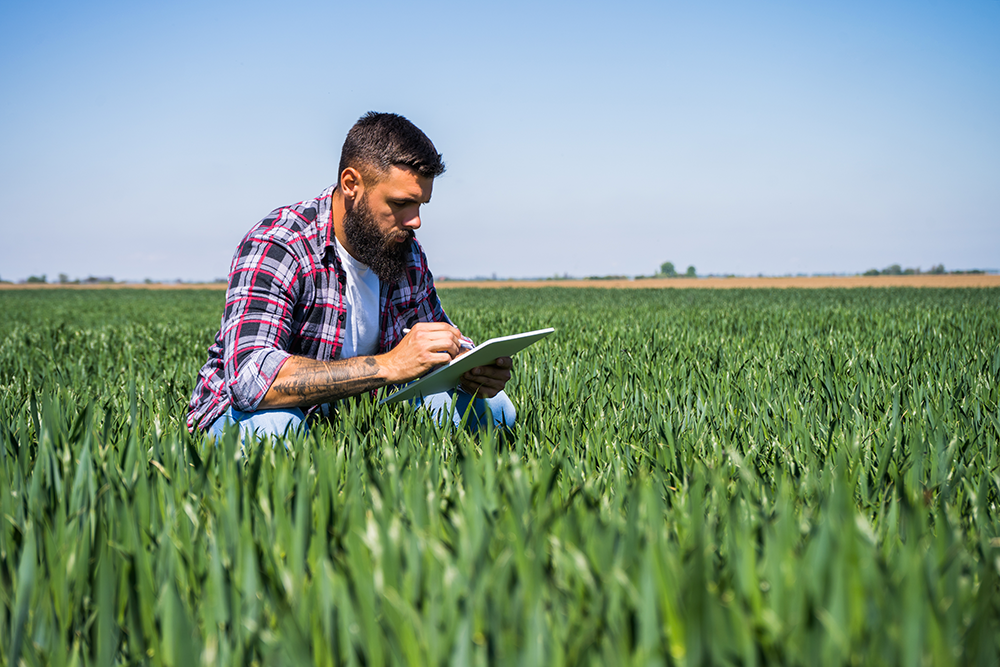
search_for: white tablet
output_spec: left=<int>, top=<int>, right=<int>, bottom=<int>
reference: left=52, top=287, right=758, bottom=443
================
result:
left=380, top=327, right=555, bottom=405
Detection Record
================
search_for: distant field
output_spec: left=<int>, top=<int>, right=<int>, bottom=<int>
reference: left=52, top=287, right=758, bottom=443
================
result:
left=3, top=273, right=999, bottom=290
left=1, top=287, right=998, bottom=664
left=439, top=274, right=1000, bottom=288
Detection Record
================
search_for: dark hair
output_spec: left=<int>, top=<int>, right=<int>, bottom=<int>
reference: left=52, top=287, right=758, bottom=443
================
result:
left=338, top=112, right=445, bottom=187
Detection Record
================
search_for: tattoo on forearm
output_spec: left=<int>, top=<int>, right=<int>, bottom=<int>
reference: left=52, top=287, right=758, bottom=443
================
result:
left=271, top=356, right=383, bottom=404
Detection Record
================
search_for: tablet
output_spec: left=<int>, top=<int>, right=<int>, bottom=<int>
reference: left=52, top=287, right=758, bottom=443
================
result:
left=380, top=327, right=555, bottom=405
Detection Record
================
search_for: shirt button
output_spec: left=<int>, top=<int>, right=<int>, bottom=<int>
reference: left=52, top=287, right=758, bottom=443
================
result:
left=338, top=312, right=346, bottom=322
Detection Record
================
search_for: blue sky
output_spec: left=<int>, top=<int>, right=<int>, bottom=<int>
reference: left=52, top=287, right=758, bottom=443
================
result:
left=1, top=0, right=997, bottom=281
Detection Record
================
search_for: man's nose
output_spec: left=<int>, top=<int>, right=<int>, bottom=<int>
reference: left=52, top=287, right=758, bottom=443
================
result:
left=403, top=210, right=421, bottom=230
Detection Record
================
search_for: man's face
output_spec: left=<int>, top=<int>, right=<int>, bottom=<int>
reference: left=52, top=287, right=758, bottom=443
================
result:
left=342, top=165, right=434, bottom=283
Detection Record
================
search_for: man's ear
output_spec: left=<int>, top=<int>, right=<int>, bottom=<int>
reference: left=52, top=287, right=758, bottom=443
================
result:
left=340, top=167, right=364, bottom=200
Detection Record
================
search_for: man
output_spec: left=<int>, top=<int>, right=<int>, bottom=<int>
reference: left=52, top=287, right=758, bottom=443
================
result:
left=187, top=112, right=515, bottom=438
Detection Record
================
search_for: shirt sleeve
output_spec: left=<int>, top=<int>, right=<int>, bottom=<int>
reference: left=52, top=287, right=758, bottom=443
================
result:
left=220, top=231, right=302, bottom=411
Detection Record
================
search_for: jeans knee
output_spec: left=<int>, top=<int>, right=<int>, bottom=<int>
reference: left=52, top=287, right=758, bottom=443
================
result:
left=486, top=393, right=517, bottom=429
left=208, top=406, right=307, bottom=443
left=411, top=389, right=516, bottom=430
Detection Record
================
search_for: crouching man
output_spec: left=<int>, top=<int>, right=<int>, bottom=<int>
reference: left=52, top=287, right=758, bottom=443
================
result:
left=187, top=112, right=515, bottom=439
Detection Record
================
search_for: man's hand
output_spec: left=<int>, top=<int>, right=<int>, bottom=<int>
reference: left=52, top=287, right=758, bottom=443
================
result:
left=381, top=322, right=464, bottom=383
left=459, top=356, right=513, bottom=398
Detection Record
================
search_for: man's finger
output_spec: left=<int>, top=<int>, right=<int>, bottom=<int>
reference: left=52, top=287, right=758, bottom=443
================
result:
left=409, top=329, right=461, bottom=354
left=407, top=322, right=462, bottom=337
left=462, top=369, right=508, bottom=390
left=469, top=364, right=511, bottom=379
left=461, top=380, right=498, bottom=398
left=471, top=357, right=513, bottom=373
left=464, top=372, right=503, bottom=387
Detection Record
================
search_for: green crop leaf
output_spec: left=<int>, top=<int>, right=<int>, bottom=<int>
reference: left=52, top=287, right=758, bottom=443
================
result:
left=1, top=286, right=998, bottom=664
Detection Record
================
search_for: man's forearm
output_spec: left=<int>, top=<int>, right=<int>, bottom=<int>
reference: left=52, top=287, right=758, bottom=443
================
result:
left=258, top=355, right=388, bottom=409
left=256, top=323, right=466, bottom=410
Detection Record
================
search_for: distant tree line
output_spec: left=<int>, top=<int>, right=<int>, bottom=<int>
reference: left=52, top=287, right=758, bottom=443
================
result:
left=862, top=264, right=985, bottom=276
left=7, top=263, right=987, bottom=285
left=17, top=274, right=117, bottom=284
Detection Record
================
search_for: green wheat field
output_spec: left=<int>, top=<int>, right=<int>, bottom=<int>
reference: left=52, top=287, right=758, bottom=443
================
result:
left=1, top=287, right=998, bottom=666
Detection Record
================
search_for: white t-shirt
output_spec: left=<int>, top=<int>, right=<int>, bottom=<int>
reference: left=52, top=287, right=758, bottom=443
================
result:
left=334, top=236, right=381, bottom=359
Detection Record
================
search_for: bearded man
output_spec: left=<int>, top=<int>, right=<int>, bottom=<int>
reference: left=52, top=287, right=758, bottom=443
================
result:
left=187, top=112, right=515, bottom=438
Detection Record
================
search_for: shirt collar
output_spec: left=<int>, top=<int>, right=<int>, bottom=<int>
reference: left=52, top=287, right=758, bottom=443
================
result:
left=316, top=184, right=338, bottom=251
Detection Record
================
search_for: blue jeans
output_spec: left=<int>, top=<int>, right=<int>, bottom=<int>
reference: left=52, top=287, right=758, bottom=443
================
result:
left=207, top=406, right=308, bottom=441
left=411, top=389, right=516, bottom=431
left=207, top=389, right=516, bottom=440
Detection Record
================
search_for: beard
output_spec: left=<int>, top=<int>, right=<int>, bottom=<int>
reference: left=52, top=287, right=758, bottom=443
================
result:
left=342, top=194, right=414, bottom=284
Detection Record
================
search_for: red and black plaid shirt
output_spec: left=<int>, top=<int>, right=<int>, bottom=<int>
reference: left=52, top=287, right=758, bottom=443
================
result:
left=187, top=184, right=462, bottom=431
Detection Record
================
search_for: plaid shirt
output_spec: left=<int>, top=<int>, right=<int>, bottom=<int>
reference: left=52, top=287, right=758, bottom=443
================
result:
left=187, top=184, right=463, bottom=431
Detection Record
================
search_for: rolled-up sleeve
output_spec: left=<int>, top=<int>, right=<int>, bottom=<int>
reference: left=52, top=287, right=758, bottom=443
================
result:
left=221, top=232, right=301, bottom=411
